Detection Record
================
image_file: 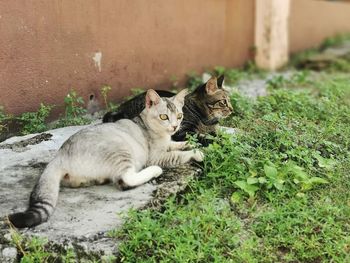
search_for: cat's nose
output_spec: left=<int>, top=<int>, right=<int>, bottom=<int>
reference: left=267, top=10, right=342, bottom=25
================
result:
left=172, top=125, right=178, bottom=131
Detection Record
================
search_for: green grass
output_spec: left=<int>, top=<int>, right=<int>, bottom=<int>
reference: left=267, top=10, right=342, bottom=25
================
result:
left=111, top=73, right=350, bottom=262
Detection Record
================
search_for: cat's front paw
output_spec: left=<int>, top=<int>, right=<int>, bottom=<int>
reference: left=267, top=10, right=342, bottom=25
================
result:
left=149, top=165, right=163, bottom=178
left=191, top=150, right=204, bottom=162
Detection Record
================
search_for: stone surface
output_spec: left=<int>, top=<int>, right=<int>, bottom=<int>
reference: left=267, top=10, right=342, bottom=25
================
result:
left=1, top=247, right=17, bottom=261
left=0, top=122, right=201, bottom=257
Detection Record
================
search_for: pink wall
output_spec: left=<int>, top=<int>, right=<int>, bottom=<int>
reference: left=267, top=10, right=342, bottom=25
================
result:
left=0, top=0, right=255, bottom=116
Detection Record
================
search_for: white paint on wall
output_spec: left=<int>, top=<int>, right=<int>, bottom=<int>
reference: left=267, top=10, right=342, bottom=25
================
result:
left=92, top=51, right=102, bottom=72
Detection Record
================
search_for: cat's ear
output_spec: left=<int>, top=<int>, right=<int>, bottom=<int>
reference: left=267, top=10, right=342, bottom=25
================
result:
left=205, top=77, right=218, bottom=95
left=173, top=88, right=189, bottom=107
left=217, top=75, right=225, bottom=88
left=145, top=89, right=161, bottom=109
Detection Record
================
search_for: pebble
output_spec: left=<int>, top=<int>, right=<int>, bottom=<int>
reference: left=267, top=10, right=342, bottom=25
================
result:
left=2, top=247, right=17, bottom=259
left=4, top=233, right=12, bottom=242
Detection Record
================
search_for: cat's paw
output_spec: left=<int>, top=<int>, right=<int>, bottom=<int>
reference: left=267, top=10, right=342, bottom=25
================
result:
left=149, top=165, right=163, bottom=178
left=192, top=150, right=204, bottom=162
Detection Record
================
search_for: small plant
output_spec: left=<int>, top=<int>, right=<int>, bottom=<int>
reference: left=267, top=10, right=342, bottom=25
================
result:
left=17, top=103, right=53, bottom=135
left=0, top=106, right=11, bottom=134
left=56, top=90, right=91, bottom=127
left=100, top=85, right=118, bottom=112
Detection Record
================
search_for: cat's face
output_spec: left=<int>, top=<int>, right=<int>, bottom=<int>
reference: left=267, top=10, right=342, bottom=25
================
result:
left=143, top=89, right=187, bottom=135
left=197, top=76, right=233, bottom=120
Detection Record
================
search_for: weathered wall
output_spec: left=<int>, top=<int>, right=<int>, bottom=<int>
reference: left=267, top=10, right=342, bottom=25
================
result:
left=289, top=0, right=350, bottom=53
left=0, top=0, right=255, bottom=115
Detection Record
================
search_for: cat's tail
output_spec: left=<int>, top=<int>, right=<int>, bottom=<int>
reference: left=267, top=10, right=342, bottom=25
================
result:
left=8, top=160, right=64, bottom=228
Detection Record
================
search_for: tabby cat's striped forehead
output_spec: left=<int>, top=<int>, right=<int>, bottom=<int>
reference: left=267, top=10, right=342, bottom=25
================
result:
left=164, top=98, right=178, bottom=112
left=206, top=89, right=230, bottom=103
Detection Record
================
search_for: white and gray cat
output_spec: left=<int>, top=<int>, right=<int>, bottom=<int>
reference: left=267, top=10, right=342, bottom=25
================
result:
left=8, top=89, right=204, bottom=228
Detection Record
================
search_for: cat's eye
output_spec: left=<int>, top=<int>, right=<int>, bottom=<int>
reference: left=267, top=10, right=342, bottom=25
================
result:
left=177, top=113, right=183, bottom=119
left=159, top=114, right=169, bottom=120
left=219, top=101, right=226, bottom=107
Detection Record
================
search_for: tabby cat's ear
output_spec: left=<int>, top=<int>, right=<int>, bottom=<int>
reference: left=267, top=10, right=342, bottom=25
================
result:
left=217, top=75, right=225, bottom=88
left=174, top=88, right=189, bottom=107
left=145, top=89, right=161, bottom=109
left=205, top=77, right=218, bottom=95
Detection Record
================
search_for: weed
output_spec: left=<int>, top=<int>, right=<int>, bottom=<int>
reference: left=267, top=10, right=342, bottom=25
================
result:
left=100, top=85, right=118, bottom=112
left=17, top=103, right=53, bottom=135
left=56, top=90, right=91, bottom=127
left=0, top=106, right=11, bottom=134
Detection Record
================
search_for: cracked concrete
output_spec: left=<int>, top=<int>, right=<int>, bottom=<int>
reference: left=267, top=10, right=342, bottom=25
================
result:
left=0, top=123, right=201, bottom=259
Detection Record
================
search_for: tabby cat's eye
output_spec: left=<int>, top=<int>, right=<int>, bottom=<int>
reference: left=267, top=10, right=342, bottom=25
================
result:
left=159, top=114, right=169, bottom=120
left=219, top=101, right=226, bottom=107
left=177, top=113, right=183, bottom=119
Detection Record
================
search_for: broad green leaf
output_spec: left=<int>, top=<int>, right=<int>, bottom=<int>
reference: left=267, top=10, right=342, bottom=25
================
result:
left=264, top=164, right=277, bottom=179
left=308, top=177, right=329, bottom=185
left=234, top=180, right=259, bottom=198
left=273, top=178, right=285, bottom=190
left=247, top=177, right=259, bottom=185
left=315, top=155, right=336, bottom=170
left=258, top=177, right=267, bottom=184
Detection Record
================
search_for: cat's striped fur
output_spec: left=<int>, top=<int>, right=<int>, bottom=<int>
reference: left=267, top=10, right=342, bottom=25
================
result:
left=103, top=76, right=233, bottom=145
left=8, top=89, right=203, bottom=228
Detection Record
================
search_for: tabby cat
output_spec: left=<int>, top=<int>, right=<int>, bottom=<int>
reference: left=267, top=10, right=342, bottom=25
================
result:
left=103, top=76, right=233, bottom=145
left=8, top=89, right=203, bottom=228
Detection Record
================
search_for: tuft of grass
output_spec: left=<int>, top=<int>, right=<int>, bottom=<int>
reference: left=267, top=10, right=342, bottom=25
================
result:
left=55, top=90, right=91, bottom=128
left=17, top=103, right=53, bottom=135
left=0, top=106, right=11, bottom=134
left=100, top=85, right=118, bottom=112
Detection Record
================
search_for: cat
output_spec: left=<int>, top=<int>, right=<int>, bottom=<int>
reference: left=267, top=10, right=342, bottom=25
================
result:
left=103, top=76, right=233, bottom=145
left=8, top=89, right=203, bottom=228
